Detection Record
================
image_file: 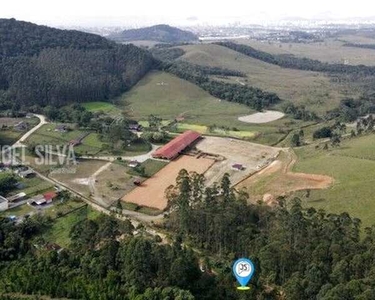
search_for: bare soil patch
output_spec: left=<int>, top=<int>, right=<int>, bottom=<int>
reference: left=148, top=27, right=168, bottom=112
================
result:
left=238, top=110, right=285, bottom=124
left=122, top=155, right=214, bottom=210
left=236, top=149, right=333, bottom=203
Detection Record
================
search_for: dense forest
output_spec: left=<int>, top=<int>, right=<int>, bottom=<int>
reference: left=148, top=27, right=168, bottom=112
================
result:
left=0, top=19, right=155, bottom=109
left=163, top=61, right=280, bottom=110
left=108, top=24, right=199, bottom=43
left=216, top=41, right=375, bottom=76
left=2, top=172, right=375, bottom=299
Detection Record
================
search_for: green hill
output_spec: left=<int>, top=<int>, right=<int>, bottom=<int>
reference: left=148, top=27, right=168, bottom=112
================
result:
left=0, top=18, right=155, bottom=108
left=108, top=24, right=198, bottom=43
left=178, top=43, right=357, bottom=114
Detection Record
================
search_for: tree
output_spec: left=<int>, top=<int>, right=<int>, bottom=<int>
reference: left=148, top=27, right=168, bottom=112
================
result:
left=0, top=174, right=17, bottom=194
left=313, top=127, right=332, bottom=139
left=291, top=133, right=301, bottom=147
left=331, top=134, right=341, bottom=147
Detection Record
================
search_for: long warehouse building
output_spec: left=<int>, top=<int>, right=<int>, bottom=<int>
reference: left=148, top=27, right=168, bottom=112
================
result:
left=152, top=130, right=201, bottom=160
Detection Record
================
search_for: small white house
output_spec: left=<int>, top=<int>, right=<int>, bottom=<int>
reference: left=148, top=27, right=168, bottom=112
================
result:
left=0, top=196, right=9, bottom=211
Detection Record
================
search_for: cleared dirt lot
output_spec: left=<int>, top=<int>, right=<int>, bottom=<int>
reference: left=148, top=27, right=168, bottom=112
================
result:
left=122, top=155, right=215, bottom=210
left=236, top=149, right=333, bottom=204
left=195, top=136, right=280, bottom=186
left=238, top=110, right=285, bottom=124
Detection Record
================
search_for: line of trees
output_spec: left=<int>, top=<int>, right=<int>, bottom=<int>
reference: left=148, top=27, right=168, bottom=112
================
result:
left=163, top=61, right=281, bottom=110
left=216, top=41, right=375, bottom=76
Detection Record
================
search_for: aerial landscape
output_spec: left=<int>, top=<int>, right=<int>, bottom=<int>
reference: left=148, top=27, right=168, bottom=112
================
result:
left=2, top=0, right=375, bottom=299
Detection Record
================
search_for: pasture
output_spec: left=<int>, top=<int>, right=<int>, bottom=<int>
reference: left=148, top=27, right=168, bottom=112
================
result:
left=292, top=134, right=375, bottom=228
left=118, top=70, right=303, bottom=145
left=236, top=149, right=333, bottom=204
left=82, top=101, right=121, bottom=115
left=236, top=38, right=375, bottom=66
left=119, top=70, right=255, bottom=128
left=178, top=43, right=358, bottom=114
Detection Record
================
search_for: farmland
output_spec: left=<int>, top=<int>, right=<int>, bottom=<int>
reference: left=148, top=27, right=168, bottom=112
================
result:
left=82, top=101, right=121, bottom=115
left=291, top=134, right=375, bottom=228
left=119, top=70, right=255, bottom=127
left=178, top=43, right=358, bottom=114
left=236, top=38, right=375, bottom=66
left=118, top=70, right=306, bottom=145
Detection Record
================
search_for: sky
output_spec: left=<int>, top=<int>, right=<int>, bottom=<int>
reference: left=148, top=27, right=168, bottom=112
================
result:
left=1, top=0, right=375, bottom=27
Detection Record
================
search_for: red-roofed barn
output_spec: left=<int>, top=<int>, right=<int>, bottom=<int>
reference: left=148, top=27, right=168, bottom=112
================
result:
left=152, top=130, right=201, bottom=160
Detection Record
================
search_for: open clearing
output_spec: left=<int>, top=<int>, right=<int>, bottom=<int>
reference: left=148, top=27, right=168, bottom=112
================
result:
left=178, top=44, right=358, bottom=114
left=236, top=38, right=375, bottom=66
left=122, top=155, right=215, bottom=210
left=50, top=160, right=108, bottom=198
left=118, top=70, right=305, bottom=145
left=291, top=134, right=375, bottom=228
left=237, top=149, right=333, bottom=204
left=119, top=70, right=255, bottom=128
left=195, top=136, right=280, bottom=186
left=238, top=110, right=285, bottom=124
left=82, top=101, right=121, bottom=115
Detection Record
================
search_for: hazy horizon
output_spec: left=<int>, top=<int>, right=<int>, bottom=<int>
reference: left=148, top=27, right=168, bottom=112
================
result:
left=2, top=0, right=375, bottom=27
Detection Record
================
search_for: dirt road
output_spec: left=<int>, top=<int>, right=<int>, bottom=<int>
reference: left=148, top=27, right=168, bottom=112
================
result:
left=13, top=114, right=47, bottom=147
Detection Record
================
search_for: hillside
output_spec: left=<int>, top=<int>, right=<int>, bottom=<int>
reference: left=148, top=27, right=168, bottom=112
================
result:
left=0, top=18, right=155, bottom=108
left=108, top=24, right=198, bottom=43
left=178, top=43, right=356, bottom=114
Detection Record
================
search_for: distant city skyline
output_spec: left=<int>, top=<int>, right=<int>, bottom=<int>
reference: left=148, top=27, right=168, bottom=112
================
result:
left=1, top=0, right=375, bottom=27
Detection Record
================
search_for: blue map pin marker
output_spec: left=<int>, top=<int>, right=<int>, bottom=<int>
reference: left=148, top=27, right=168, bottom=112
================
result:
left=233, top=258, right=255, bottom=290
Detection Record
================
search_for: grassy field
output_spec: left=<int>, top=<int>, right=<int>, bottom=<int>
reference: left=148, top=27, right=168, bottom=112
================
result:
left=174, top=123, right=256, bottom=139
left=0, top=203, right=35, bottom=218
left=82, top=101, right=121, bottom=115
left=137, top=159, right=168, bottom=177
left=118, top=70, right=305, bottom=145
left=119, top=70, right=255, bottom=127
left=293, top=134, right=375, bottom=228
left=43, top=205, right=100, bottom=247
left=178, top=43, right=358, bottom=114
left=236, top=38, right=375, bottom=66
left=26, top=123, right=150, bottom=156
